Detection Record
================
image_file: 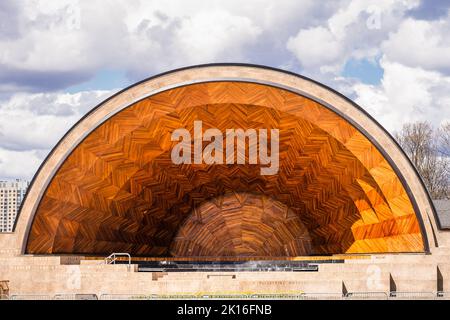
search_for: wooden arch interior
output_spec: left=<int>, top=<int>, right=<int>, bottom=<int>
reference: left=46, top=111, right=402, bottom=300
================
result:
left=26, top=81, right=425, bottom=257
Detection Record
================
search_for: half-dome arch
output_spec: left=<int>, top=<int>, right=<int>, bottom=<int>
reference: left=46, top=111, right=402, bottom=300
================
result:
left=13, top=64, right=438, bottom=257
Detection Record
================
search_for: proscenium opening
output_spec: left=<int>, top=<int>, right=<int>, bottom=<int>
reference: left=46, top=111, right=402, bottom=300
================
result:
left=24, top=81, right=425, bottom=257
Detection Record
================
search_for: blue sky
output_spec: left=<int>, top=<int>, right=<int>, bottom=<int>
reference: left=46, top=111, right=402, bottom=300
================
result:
left=66, top=69, right=131, bottom=93
left=1, top=0, right=450, bottom=179
left=342, top=58, right=384, bottom=85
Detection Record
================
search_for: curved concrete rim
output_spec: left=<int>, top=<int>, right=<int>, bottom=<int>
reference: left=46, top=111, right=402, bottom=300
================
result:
left=12, top=63, right=439, bottom=255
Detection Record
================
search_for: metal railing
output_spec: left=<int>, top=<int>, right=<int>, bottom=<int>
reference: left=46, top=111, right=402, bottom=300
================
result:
left=104, top=253, right=131, bottom=270
left=389, top=291, right=436, bottom=300
left=53, top=293, right=98, bottom=300
left=53, top=293, right=77, bottom=300
left=437, top=291, right=450, bottom=299
left=300, top=292, right=343, bottom=300
left=10, top=294, right=52, bottom=300
left=3, top=291, right=449, bottom=300
left=100, top=294, right=150, bottom=300
left=344, top=292, right=388, bottom=300
left=249, top=294, right=302, bottom=300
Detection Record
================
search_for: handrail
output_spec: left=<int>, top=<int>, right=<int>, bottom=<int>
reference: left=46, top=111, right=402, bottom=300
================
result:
left=389, top=291, right=436, bottom=299
left=2, top=291, right=447, bottom=300
left=10, top=294, right=52, bottom=300
left=344, top=292, right=388, bottom=300
left=104, top=253, right=131, bottom=270
left=100, top=294, right=149, bottom=300
left=300, top=292, right=343, bottom=300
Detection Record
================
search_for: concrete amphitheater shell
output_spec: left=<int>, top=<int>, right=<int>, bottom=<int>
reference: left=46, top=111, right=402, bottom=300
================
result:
left=1, top=64, right=444, bottom=259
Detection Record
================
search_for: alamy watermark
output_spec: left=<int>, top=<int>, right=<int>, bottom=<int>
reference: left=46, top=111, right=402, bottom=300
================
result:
left=65, top=265, right=81, bottom=290
left=366, top=5, right=381, bottom=30
left=171, top=121, right=280, bottom=175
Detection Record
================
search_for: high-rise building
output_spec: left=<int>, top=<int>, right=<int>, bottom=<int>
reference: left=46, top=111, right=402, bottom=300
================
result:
left=0, top=179, right=29, bottom=232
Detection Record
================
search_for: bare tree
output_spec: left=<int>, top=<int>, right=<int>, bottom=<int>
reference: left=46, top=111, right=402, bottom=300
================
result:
left=394, top=121, right=450, bottom=199
left=438, top=122, right=450, bottom=158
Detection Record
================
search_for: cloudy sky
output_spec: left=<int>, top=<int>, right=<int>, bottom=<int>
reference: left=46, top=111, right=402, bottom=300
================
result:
left=0, top=0, right=449, bottom=180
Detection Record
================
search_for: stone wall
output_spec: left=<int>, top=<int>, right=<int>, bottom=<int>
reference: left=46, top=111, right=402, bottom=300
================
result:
left=2, top=252, right=450, bottom=297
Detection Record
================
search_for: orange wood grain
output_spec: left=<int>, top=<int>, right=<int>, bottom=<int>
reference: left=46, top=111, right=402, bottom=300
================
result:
left=26, top=82, right=424, bottom=256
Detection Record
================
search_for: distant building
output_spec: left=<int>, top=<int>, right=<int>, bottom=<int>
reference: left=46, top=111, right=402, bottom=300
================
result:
left=434, top=199, right=450, bottom=229
left=0, top=179, right=29, bottom=232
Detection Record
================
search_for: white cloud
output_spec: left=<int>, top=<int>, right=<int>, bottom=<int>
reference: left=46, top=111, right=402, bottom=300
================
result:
left=0, top=0, right=331, bottom=179
left=2, top=0, right=450, bottom=180
left=286, top=0, right=420, bottom=77
left=382, top=18, right=450, bottom=73
left=0, top=149, right=44, bottom=180
left=0, top=0, right=271, bottom=90
left=352, top=57, right=450, bottom=132
left=123, top=9, right=262, bottom=78
left=173, top=11, right=261, bottom=63
left=284, top=0, right=450, bottom=135
left=0, top=89, right=113, bottom=151
left=287, top=26, right=343, bottom=72
left=0, top=0, right=347, bottom=92
left=0, top=89, right=113, bottom=178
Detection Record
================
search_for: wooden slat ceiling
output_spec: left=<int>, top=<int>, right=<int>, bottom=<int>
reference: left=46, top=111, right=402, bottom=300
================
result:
left=26, top=82, right=424, bottom=257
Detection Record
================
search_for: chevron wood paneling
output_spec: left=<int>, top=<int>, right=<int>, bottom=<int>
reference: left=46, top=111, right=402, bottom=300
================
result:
left=170, top=192, right=313, bottom=257
left=26, top=81, right=425, bottom=257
